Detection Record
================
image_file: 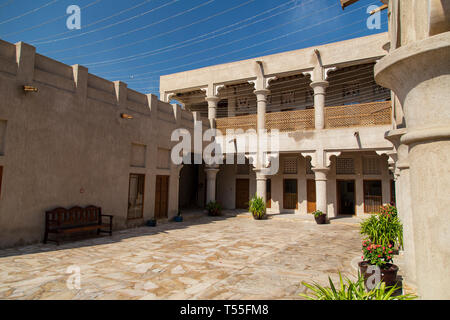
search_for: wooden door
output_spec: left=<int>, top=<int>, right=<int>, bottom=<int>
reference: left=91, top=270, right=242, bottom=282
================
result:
left=155, top=175, right=169, bottom=219
left=266, top=179, right=271, bottom=209
left=283, top=179, right=298, bottom=210
left=307, top=179, right=316, bottom=213
left=0, top=166, right=3, bottom=197
left=235, top=179, right=249, bottom=209
left=127, top=174, right=145, bottom=219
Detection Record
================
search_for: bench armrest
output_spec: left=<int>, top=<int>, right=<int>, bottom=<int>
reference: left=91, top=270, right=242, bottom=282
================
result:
left=101, top=214, right=114, bottom=218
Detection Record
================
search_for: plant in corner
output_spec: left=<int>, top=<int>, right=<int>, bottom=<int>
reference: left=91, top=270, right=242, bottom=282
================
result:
left=360, top=204, right=403, bottom=250
left=300, top=272, right=417, bottom=300
left=206, top=201, right=222, bottom=216
left=358, top=240, right=399, bottom=290
left=174, top=211, right=183, bottom=222
left=312, top=210, right=326, bottom=224
left=248, top=194, right=266, bottom=220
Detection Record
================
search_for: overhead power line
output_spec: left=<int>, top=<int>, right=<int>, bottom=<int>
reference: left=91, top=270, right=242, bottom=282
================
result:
left=122, top=2, right=371, bottom=82
left=98, top=0, right=335, bottom=77
left=1, top=0, right=104, bottom=37
left=80, top=0, right=304, bottom=68
left=0, top=0, right=60, bottom=26
left=28, top=0, right=157, bottom=43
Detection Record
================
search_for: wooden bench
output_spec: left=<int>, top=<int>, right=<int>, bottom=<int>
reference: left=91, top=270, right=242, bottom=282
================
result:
left=44, top=206, right=113, bottom=245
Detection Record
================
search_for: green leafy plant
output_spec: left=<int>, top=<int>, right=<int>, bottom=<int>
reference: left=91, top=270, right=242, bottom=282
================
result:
left=300, top=272, right=417, bottom=300
left=248, top=194, right=266, bottom=220
left=312, top=210, right=325, bottom=218
left=206, top=201, right=222, bottom=216
left=362, top=240, right=394, bottom=267
left=360, top=204, right=403, bottom=248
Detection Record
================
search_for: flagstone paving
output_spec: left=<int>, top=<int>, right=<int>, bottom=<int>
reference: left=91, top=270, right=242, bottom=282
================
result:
left=0, top=213, right=362, bottom=300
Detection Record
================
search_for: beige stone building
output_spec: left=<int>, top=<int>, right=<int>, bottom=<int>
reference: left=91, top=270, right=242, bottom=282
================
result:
left=1, top=0, right=448, bottom=300
left=161, top=32, right=396, bottom=218
left=0, top=39, right=209, bottom=249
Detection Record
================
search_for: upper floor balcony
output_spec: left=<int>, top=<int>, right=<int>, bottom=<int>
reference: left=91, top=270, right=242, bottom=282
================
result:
left=215, top=101, right=392, bottom=133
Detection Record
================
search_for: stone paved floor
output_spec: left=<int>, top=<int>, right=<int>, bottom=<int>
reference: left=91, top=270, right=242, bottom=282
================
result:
left=0, top=213, right=362, bottom=300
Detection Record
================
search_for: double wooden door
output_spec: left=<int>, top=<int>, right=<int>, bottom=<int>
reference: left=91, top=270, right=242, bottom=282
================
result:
left=155, top=175, right=169, bottom=219
left=235, top=179, right=249, bottom=209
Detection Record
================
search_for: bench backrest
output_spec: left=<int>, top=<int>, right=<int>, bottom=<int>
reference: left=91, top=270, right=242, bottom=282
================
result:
left=46, top=206, right=101, bottom=227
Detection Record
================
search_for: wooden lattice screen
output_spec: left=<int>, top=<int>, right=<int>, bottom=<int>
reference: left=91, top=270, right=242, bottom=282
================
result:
left=215, top=101, right=391, bottom=132
left=325, top=101, right=391, bottom=129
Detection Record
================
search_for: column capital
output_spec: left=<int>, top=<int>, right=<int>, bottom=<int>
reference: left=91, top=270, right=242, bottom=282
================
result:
left=310, top=80, right=329, bottom=90
left=205, top=96, right=220, bottom=103
left=312, top=166, right=330, bottom=180
left=253, top=89, right=271, bottom=97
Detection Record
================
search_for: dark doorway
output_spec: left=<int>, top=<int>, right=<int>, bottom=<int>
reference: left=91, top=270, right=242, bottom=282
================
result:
left=364, top=180, right=382, bottom=213
left=337, top=180, right=355, bottom=215
left=266, top=179, right=271, bottom=209
left=283, top=179, right=298, bottom=210
left=179, top=164, right=200, bottom=210
left=235, top=179, right=249, bottom=209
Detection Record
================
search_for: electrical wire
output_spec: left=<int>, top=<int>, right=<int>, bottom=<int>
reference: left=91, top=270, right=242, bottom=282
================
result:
left=0, top=0, right=104, bottom=37
left=0, top=0, right=60, bottom=26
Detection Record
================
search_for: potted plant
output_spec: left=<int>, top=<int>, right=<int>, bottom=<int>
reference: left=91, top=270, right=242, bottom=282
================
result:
left=360, top=204, right=403, bottom=251
left=248, top=194, right=266, bottom=220
left=206, top=201, right=222, bottom=216
left=312, top=210, right=326, bottom=224
left=359, top=240, right=399, bottom=290
left=174, top=211, right=183, bottom=222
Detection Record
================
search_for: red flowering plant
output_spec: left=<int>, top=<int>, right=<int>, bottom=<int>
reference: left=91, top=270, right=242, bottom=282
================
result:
left=362, top=240, right=395, bottom=268
left=379, top=204, right=398, bottom=219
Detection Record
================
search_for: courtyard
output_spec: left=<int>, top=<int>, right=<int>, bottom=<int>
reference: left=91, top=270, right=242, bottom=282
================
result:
left=0, top=213, right=363, bottom=300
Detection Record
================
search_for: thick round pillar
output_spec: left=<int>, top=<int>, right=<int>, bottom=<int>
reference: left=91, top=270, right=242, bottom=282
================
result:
left=205, top=166, right=219, bottom=204
left=255, top=170, right=267, bottom=202
left=375, top=32, right=450, bottom=299
left=205, top=96, right=220, bottom=129
left=312, top=167, right=329, bottom=215
left=310, top=80, right=329, bottom=130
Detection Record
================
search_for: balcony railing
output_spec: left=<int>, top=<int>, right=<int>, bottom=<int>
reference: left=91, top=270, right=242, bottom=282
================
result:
left=215, top=101, right=391, bottom=132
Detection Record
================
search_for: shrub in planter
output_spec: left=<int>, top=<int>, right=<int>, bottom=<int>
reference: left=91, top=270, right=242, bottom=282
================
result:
left=360, top=204, right=403, bottom=249
left=249, top=194, right=266, bottom=220
left=206, top=201, right=222, bottom=216
left=312, top=210, right=326, bottom=224
left=359, top=240, right=399, bottom=289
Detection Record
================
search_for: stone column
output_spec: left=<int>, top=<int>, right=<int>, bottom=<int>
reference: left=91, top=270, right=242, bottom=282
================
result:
left=205, top=166, right=219, bottom=204
left=205, top=96, right=219, bottom=129
left=255, top=170, right=267, bottom=203
left=312, top=167, right=329, bottom=215
left=253, top=89, right=270, bottom=200
left=376, top=32, right=450, bottom=299
left=386, top=129, right=416, bottom=287
left=310, top=80, right=328, bottom=130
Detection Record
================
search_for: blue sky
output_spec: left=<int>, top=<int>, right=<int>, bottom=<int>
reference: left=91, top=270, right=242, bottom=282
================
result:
left=0, top=0, right=387, bottom=95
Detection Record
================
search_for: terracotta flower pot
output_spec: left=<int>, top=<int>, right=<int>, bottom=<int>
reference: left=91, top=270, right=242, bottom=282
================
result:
left=314, top=214, right=326, bottom=224
left=358, top=261, right=399, bottom=289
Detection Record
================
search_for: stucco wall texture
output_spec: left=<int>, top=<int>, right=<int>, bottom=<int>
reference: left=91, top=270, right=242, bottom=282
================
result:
left=0, top=40, right=205, bottom=248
